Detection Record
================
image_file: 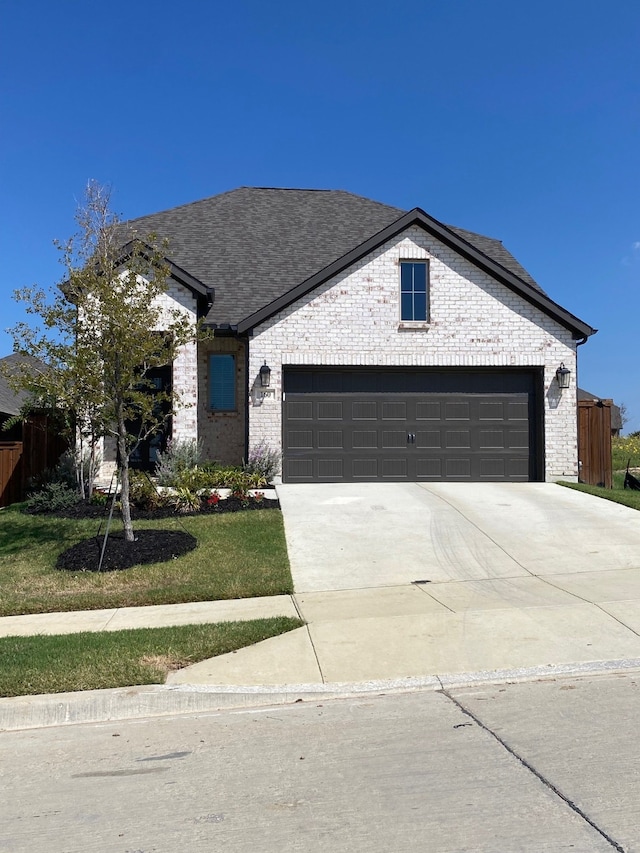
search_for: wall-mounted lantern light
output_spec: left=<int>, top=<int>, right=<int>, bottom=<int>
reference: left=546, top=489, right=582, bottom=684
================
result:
left=556, top=363, right=571, bottom=389
left=259, top=361, right=271, bottom=387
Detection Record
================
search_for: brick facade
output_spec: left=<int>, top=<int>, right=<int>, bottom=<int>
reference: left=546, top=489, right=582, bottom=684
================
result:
left=197, top=337, right=247, bottom=465
left=99, top=280, right=199, bottom=479
left=101, top=225, right=580, bottom=482
left=248, top=225, right=578, bottom=481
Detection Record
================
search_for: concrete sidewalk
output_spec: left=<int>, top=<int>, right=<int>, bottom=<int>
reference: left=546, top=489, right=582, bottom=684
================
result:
left=167, top=570, right=640, bottom=685
left=4, top=568, right=640, bottom=695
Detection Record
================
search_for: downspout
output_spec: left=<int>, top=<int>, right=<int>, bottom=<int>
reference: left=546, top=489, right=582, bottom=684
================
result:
left=574, top=334, right=590, bottom=483
left=243, top=332, right=251, bottom=464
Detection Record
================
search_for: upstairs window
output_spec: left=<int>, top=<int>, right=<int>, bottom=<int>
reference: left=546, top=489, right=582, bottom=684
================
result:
left=209, top=354, right=236, bottom=411
left=400, top=261, right=429, bottom=322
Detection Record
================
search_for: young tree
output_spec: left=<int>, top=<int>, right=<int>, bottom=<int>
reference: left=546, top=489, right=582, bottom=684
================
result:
left=7, top=181, right=202, bottom=540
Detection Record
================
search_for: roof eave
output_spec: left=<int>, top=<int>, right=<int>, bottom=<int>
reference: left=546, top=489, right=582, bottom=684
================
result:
left=117, top=240, right=213, bottom=315
left=236, top=209, right=596, bottom=339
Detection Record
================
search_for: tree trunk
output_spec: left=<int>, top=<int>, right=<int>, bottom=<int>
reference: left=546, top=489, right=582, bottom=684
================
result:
left=116, top=411, right=135, bottom=542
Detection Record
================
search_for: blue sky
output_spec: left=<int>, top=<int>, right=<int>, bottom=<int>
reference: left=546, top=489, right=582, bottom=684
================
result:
left=2, top=0, right=639, bottom=428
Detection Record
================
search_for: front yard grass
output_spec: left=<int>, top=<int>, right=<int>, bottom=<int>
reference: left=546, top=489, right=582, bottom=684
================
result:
left=0, top=506, right=293, bottom=617
left=0, top=617, right=303, bottom=697
left=558, top=478, right=640, bottom=511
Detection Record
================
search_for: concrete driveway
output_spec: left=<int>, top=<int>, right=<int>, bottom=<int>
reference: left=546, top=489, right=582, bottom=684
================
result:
left=276, top=482, right=640, bottom=592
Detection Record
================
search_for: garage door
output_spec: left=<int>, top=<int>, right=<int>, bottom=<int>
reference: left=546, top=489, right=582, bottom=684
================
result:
left=282, top=368, right=539, bottom=483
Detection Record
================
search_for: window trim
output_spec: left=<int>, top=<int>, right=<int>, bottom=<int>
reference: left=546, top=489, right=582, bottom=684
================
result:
left=399, top=259, right=429, bottom=324
left=209, top=353, right=237, bottom=412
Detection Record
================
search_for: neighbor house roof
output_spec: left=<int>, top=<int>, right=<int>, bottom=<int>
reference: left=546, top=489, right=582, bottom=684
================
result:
left=0, top=353, right=41, bottom=417
left=578, top=387, right=623, bottom=431
left=120, top=187, right=594, bottom=338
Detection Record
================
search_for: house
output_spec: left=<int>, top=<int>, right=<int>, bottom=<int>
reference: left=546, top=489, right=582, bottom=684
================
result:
left=102, top=187, right=596, bottom=484
left=578, top=388, right=622, bottom=437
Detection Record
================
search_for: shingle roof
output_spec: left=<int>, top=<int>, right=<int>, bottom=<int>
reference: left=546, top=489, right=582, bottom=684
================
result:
left=122, top=187, right=545, bottom=327
left=578, top=387, right=622, bottom=430
left=0, top=354, right=41, bottom=417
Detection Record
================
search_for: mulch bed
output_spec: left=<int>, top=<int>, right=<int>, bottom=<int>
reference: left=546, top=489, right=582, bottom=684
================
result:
left=48, top=496, right=280, bottom=572
left=56, top=529, right=198, bottom=572
left=47, top=496, right=280, bottom=521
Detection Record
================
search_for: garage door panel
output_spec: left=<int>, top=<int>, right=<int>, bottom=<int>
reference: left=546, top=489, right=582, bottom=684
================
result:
left=287, top=430, right=314, bottom=449
left=479, top=402, right=505, bottom=420
left=353, top=430, right=378, bottom=449
left=446, top=430, right=471, bottom=448
left=318, top=459, right=343, bottom=479
left=382, top=458, right=408, bottom=478
left=382, top=430, right=407, bottom=448
left=480, top=458, right=505, bottom=478
left=416, top=458, right=442, bottom=478
left=416, top=402, right=441, bottom=420
left=318, top=401, right=342, bottom=420
left=317, top=430, right=343, bottom=449
left=285, top=459, right=314, bottom=481
left=352, top=402, right=377, bottom=420
left=479, top=430, right=506, bottom=449
left=382, top=402, right=406, bottom=420
left=416, top=431, right=441, bottom=449
left=445, top=402, right=470, bottom=421
left=446, top=458, right=471, bottom=478
left=353, top=459, right=378, bottom=478
left=287, top=401, right=314, bottom=420
left=508, top=430, right=529, bottom=449
left=282, top=369, right=537, bottom=483
left=508, top=402, right=529, bottom=420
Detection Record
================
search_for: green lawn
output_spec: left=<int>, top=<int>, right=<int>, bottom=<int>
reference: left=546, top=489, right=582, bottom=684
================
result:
left=0, top=506, right=293, bottom=616
left=558, top=477, right=640, bottom=511
left=0, top=617, right=303, bottom=697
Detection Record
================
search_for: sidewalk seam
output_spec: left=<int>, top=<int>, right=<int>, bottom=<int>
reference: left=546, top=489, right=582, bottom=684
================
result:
left=291, top=593, right=325, bottom=684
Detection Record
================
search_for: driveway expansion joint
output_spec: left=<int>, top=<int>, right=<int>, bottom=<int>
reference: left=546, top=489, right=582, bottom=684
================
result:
left=443, top=688, right=626, bottom=852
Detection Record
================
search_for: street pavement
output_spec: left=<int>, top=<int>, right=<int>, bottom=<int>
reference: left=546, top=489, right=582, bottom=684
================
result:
left=3, top=675, right=638, bottom=852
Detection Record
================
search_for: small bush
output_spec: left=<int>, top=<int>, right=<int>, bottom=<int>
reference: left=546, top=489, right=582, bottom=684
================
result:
left=174, top=467, right=218, bottom=492
left=245, top=440, right=281, bottom=483
left=128, top=470, right=165, bottom=510
left=25, top=482, right=79, bottom=514
left=155, top=438, right=202, bottom=486
left=170, top=485, right=202, bottom=514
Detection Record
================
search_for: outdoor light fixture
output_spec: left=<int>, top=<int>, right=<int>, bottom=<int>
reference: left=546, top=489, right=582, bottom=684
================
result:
left=259, top=360, right=271, bottom=387
left=556, top=363, right=571, bottom=389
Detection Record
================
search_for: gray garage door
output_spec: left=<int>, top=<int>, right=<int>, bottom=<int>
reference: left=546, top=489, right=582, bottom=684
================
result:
left=282, top=368, right=539, bottom=483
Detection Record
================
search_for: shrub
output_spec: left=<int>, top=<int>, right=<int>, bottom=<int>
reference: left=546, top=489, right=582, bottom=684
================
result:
left=170, top=486, right=202, bottom=514
left=174, top=467, right=218, bottom=492
left=245, top=440, right=281, bottom=483
left=25, top=482, right=79, bottom=514
left=155, top=438, right=202, bottom=486
left=128, top=470, right=165, bottom=510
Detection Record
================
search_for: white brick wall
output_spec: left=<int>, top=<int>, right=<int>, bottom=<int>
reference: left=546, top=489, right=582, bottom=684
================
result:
left=248, top=226, right=579, bottom=481
left=99, top=278, right=199, bottom=479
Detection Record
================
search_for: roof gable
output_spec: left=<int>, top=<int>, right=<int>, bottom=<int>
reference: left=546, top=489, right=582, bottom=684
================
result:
left=238, top=207, right=595, bottom=339
left=120, top=187, right=593, bottom=338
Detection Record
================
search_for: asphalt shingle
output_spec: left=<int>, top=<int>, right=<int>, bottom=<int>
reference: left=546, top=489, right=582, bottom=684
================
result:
left=120, top=187, right=543, bottom=327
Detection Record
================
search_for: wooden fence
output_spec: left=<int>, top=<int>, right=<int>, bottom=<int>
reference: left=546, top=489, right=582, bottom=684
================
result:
left=0, top=442, right=23, bottom=508
left=0, top=415, right=68, bottom=507
left=578, top=399, right=612, bottom=489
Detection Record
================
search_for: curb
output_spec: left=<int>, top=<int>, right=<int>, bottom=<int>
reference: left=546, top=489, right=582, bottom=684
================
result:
left=3, top=658, right=640, bottom=732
